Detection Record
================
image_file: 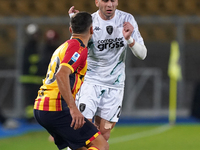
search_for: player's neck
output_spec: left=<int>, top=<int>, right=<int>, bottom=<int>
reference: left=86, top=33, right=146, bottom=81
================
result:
left=71, top=34, right=90, bottom=47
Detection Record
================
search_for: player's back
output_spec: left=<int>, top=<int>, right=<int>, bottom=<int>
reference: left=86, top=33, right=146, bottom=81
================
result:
left=34, top=38, right=88, bottom=111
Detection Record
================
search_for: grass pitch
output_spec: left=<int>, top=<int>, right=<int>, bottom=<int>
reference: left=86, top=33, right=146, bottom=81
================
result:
left=0, top=124, right=200, bottom=150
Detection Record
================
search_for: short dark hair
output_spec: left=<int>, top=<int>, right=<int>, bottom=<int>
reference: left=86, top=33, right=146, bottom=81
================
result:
left=70, top=12, right=92, bottom=34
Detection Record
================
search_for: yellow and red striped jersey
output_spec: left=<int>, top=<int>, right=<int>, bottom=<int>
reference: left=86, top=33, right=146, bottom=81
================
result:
left=34, top=38, right=88, bottom=111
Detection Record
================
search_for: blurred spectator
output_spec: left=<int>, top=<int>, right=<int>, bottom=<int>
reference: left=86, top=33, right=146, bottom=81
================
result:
left=0, top=109, right=19, bottom=129
left=191, top=82, right=200, bottom=119
left=20, top=23, right=44, bottom=123
left=39, top=29, right=60, bottom=75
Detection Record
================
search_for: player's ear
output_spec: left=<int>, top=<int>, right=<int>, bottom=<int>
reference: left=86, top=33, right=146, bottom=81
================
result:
left=95, top=0, right=99, bottom=7
left=69, top=26, right=72, bottom=34
left=90, top=26, right=93, bottom=35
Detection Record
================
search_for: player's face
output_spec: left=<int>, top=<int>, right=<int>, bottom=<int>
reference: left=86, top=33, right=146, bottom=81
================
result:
left=95, top=0, right=118, bottom=20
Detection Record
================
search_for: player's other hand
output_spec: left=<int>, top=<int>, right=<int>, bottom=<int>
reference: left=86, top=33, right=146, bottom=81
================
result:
left=68, top=6, right=79, bottom=15
left=70, top=107, right=85, bottom=130
left=122, top=22, right=134, bottom=40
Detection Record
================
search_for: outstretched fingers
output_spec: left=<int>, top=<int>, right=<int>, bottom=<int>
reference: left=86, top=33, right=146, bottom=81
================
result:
left=68, top=6, right=79, bottom=14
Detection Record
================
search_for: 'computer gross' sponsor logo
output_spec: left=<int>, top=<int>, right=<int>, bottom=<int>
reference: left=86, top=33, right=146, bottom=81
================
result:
left=97, top=37, right=124, bottom=51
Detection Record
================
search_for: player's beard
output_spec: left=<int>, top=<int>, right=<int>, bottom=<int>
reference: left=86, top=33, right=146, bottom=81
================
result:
left=100, top=9, right=115, bottom=20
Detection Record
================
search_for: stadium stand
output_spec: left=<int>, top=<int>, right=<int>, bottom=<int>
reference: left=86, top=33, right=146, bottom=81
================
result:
left=0, top=0, right=199, bottom=40
left=0, top=0, right=199, bottom=65
left=0, top=0, right=199, bottom=17
left=186, top=25, right=200, bottom=40
left=1, top=0, right=200, bottom=59
left=0, top=0, right=199, bottom=54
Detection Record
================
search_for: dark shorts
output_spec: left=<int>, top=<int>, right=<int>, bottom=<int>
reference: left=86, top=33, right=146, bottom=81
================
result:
left=34, top=102, right=99, bottom=150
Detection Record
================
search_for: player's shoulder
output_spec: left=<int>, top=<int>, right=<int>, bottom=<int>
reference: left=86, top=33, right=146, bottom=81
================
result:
left=68, top=38, right=85, bottom=48
left=91, top=11, right=98, bottom=20
left=116, top=9, right=135, bottom=21
left=68, top=38, right=87, bottom=56
left=116, top=9, right=132, bottom=16
left=66, top=39, right=77, bottom=48
left=91, top=11, right=97, bottom=16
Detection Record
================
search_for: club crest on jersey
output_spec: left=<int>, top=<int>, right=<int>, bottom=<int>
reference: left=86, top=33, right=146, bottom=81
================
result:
left=106, top=26, right=113, bottom=35
left=71, top=52, right=80, bottom=62
left=79, top=103, right=86, bottom=112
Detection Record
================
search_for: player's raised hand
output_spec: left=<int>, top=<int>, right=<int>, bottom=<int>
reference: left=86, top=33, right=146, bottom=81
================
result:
left=122, top=22, right=134, bottom=40
left=69, top=106, right=85, bottom=130
left=68, top=6, right=79, bottom=15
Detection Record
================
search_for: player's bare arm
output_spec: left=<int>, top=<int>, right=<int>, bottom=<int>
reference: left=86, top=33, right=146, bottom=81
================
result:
left=56, top=65, right=85, bottom=130
left=123, top=22, right=147, bottom=60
